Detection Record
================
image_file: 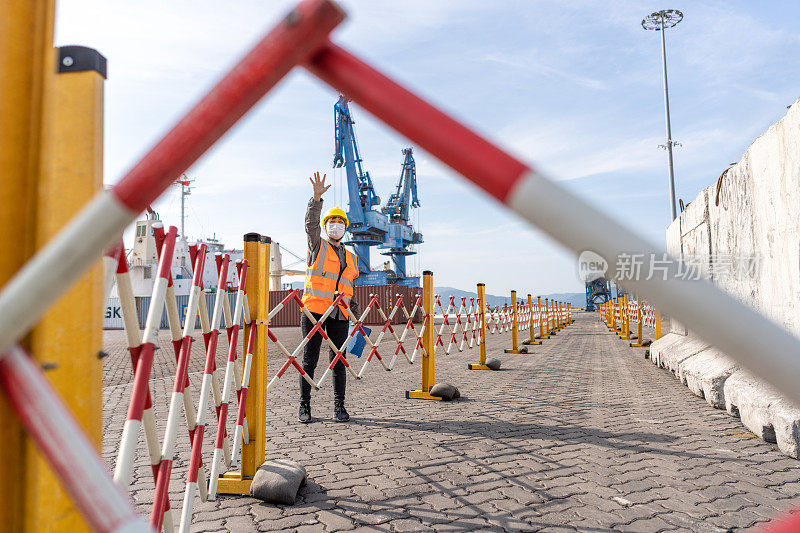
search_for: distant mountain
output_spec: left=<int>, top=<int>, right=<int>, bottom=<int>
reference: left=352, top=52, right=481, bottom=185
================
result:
left=285, top=281, right=585, bottom=308
left=435, top=287, right=585, bottom=309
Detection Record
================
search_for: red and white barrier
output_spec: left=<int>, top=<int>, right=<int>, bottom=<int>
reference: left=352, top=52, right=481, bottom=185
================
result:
left=105, top=236, right=176, bottom=532
left=208, top=260, right=249, bottom=498
left=113, top=225, right=177, bottom=489
left=150, top=242, right=206, bottom=531
left=0, top=344, right=150, bottom=533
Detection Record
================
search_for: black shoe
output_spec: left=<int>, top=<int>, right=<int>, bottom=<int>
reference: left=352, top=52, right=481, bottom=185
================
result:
left=298, top=402, right=312, bottom=424
left=334, top=400, right=350, bottom=423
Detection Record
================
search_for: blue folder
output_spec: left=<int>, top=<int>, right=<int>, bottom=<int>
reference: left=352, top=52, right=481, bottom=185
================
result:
left=347, top=324, right=371, bottom=358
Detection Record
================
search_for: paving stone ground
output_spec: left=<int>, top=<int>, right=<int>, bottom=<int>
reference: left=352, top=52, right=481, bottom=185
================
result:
left=102, top=313, right=800, bottom=532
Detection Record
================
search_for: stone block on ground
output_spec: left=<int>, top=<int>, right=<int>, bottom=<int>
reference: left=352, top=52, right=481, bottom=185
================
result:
left=723, top=370, right=800, bottom=456
left=250, top=458, right=307, bottom=505
left=648, top=333, right=684, bottom=368
left=662, top=336, right=712, bottom=380
left=485, top=357, right=501, bottom=370
left=430, top=383, right=459, bottom=401
left=678, top=346, right=737, bottom=408
left=772, top=399, right=800, bottom=458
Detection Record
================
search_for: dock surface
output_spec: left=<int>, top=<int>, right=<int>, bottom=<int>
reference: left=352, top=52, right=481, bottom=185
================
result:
left=102, top=313, right=800, bottom=531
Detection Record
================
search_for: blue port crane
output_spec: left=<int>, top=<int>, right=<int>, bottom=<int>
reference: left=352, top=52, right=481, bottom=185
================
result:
left=332, top=96, right=423, bottom=286
left=585, top=278, right=612, bottom=311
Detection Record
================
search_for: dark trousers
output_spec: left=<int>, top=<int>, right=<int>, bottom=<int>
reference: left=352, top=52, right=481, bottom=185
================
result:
left=300, top=312, right=349, bottom=403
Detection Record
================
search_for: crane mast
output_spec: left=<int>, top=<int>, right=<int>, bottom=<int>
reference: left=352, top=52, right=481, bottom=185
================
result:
left=332, top=96, right=422, bottom=286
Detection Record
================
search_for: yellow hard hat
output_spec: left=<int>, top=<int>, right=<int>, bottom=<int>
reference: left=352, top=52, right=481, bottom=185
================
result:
left=322, top=206, right=349, bottom=229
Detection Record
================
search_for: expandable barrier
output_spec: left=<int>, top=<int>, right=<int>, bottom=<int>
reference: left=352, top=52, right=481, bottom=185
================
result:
left=100, top=227, right=272, bottom=531
left=501, top=291, right=574, bottom=354
left=598, top=296, right=662, bottom=344
left=3, top=0, right=800, bottom=529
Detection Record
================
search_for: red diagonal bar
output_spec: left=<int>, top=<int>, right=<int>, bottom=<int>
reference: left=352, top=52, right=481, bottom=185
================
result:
left=112, top=0, right=345, bottom=212
left=755, top=509, right=800, bottom=533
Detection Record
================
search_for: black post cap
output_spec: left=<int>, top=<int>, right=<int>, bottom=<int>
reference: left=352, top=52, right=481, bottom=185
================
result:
left=477, top=283, right=485, bottom=287
left=423, top=270, right=433, bottom=276
left=244, top=232, right=261, bottom=242
left=261, top=236, right=271, bottom=243
left=58, top=46, right=107, bottom=78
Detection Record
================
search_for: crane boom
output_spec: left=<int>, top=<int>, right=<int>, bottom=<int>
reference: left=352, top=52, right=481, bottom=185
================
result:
left=332, top=96, right=422, bottom=286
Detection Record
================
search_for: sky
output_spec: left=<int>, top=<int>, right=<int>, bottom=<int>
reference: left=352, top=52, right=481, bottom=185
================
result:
left=54, top=1, right=800, bottom=295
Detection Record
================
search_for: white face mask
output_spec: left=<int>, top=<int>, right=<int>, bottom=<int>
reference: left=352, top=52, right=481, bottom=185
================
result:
left=326, top=222, right=346, bottom=240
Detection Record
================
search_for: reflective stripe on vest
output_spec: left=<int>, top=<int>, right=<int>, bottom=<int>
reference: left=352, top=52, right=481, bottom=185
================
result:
left=302, top=238, right=358, bottom=314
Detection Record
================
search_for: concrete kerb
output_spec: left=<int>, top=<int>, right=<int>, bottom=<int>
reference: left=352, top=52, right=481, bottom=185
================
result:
left=648, top=332, right=800, bottom=460
left=679, top=346, right=738, bottom=409
left=650, top=335, right=710, bottom=378
left=648, top=333, right=684, bottom=368
left=724, top=370, right=800, bottom=458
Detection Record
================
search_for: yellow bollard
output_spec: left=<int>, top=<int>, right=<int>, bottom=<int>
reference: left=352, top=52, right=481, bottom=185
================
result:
left=504, top=290, right=520, bottom=353
left=523, top=294, right=541, bottom=346
left=22, top=45, right=108, bottom=532
left=655, top=308, right=662, bottom=340
left=407, top=271, right=440, bottom=399
left=0, top=2, right=53, bottom=528
left=544, top=298, right=552, bottom=337
left=538, top=296, right=549, bottom=340
left=469, top=283, right=491, bottom=370
left=218, top=234, right=271, bottom=494
left=630, top=295, right=644, bottom=347
left=619, top=295, right=631, bottom=340
left=557, top=301, right=562, bottom=330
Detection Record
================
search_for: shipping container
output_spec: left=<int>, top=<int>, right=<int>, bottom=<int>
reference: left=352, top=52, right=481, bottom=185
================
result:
left=104, top=292, right=238, bottom=330
left=268, top=285, right=423, bottom=327
left=104, top=285, right=422, bottom=330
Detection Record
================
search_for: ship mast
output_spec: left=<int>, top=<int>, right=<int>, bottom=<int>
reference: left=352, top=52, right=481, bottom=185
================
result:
left=177, top=175, right=194, bottom=239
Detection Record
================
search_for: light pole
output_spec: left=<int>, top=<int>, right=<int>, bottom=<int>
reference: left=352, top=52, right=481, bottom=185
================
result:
left=642, top=9, right=683, bottom=221
left=177, top=174, right=194, bottom=238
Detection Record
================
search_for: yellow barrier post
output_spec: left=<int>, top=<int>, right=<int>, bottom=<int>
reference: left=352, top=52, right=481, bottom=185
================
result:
left=550, top=299, right=557, bottom=333
left=619, top=295, right=631, bottom=340
left=218, top=234, right=271, bottom=494
left=544, top=298, right=553, bottom=337
left=504, top=290, right=520, bottom=353
left=655, top=308, right=662, bottom=340
left=538, top=296, right=549, bottom=340
left=407, top=270, right=440, bottom=399
left=0, top=2, right=53, bottom=527
left=568, top=303, right=573, bottom=324
left=630, top=295, right=644, bottom=347
left=24, top=45, right=107, bottom=532
left=610, top=298, right=617, bottom=332
left=523, top=294, right=541, bottom=346
left=469, top=283, right=490, bottom=370
left=557, top=301, right=563, bottom=330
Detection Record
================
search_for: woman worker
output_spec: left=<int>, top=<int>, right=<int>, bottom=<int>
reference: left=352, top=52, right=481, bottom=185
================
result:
left=298, top=172, right=359, bottom=423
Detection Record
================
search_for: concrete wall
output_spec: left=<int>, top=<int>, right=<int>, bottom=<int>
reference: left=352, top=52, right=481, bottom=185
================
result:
left=650, top=97, right=800, bottom=457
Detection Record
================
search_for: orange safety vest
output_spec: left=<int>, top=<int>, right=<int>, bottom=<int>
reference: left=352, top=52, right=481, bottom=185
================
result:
left=302, top=238, right=359, bottom=315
